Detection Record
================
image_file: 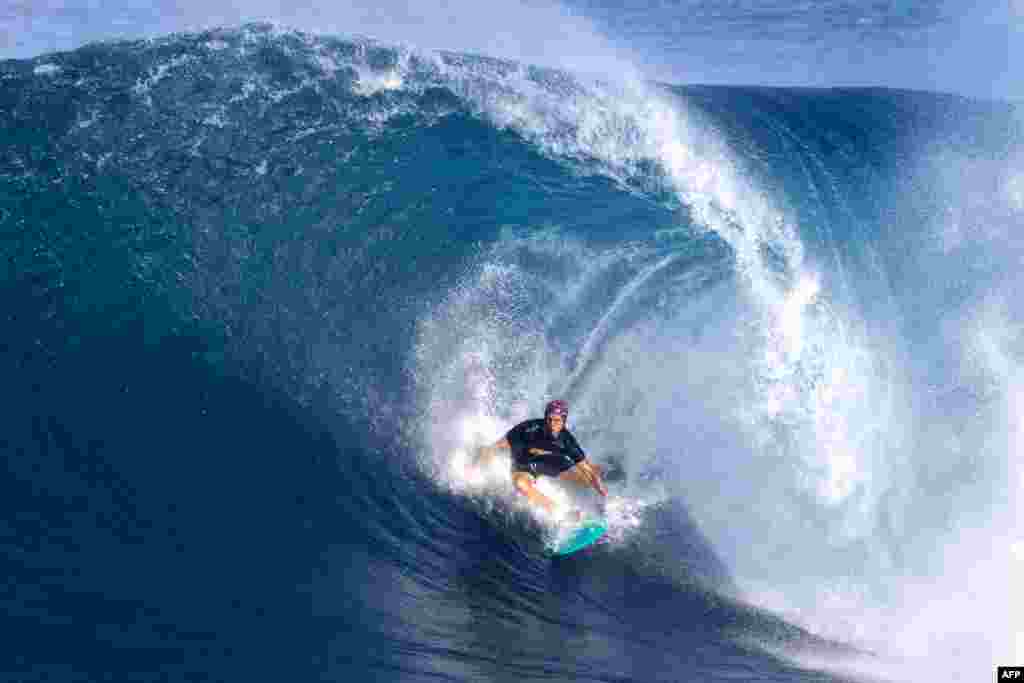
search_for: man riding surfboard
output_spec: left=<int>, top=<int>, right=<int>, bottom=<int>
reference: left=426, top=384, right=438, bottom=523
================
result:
left=470, top=400, right=607, bottom=518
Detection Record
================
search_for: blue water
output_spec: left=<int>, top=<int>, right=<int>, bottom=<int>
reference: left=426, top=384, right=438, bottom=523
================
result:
left=3, top=24, right=1023, bottom=682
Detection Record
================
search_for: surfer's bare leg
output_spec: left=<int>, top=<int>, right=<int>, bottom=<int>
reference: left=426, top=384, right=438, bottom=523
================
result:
left=512, top=472, right=558, bottom=515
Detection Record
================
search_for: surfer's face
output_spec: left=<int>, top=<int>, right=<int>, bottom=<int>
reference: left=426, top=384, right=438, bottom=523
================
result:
left=546, top=414, right=565, bottom=436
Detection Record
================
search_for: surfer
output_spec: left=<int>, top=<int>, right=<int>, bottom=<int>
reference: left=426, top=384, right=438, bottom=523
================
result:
left=470, top=400, right=607, bottom=518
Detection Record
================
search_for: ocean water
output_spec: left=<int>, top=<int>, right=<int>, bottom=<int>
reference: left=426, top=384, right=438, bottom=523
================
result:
left=2, top=23, right=1023, bottom=682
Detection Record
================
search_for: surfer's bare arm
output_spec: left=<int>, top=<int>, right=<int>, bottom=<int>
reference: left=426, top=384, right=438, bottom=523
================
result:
left=574, top=459, right=608, bottom=497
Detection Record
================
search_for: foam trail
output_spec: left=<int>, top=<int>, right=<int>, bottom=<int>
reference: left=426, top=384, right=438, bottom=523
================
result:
left=559, top=252, right=678, bottom=399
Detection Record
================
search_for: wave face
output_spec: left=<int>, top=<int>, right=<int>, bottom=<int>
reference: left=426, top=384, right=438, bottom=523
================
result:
left=3, top=24, right=1022, bottom=682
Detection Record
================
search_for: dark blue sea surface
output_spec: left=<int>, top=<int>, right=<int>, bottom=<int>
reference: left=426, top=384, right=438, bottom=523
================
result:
left=3, top=24, right=1021, bottom=682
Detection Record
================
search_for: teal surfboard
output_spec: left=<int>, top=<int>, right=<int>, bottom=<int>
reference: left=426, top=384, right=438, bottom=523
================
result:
left=551, top=518, right=608, bottom=556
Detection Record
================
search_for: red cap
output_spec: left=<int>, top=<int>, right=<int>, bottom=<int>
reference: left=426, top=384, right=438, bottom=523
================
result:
left=544, top=399, right=568, bottom=418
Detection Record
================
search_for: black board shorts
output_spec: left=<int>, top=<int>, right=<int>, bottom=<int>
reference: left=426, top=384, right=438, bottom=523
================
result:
left=511, top=451, right=578, bottom=478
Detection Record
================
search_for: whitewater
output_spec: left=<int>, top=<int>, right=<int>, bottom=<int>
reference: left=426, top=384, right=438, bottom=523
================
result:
left=2, top=21, right=1022, bottom=683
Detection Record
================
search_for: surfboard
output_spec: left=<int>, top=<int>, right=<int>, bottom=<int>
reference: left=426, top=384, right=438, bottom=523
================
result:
left=551, top=518, right=608, bottom=556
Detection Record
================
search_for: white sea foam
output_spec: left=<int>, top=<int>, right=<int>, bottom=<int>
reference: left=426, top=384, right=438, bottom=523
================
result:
left=33, top=63, right=61, bottom=76
left=132, top=53, right=195, bottom=105
left=1009, top=170, right=1024, bottom=211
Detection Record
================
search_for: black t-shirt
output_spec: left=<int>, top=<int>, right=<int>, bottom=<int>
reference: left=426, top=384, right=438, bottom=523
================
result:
left=506, top=418, right=585, bottom=476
